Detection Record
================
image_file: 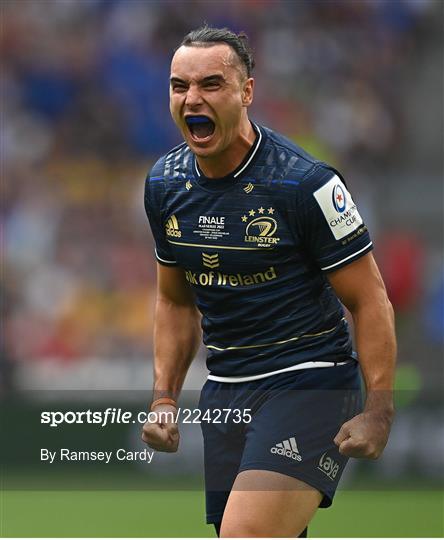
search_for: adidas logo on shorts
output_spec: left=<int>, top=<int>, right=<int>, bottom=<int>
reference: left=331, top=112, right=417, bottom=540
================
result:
left=270, top=437, right=302, bottom=461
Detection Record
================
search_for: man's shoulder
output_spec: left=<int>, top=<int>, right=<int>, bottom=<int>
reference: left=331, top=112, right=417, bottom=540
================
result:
left=258, top=125, right=338, bottom=187
left=147, top=142, right=192, bottom=183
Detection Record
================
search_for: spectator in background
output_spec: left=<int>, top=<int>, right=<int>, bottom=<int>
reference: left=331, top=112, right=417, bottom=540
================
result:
left=0, top=0, right=438, bottom=368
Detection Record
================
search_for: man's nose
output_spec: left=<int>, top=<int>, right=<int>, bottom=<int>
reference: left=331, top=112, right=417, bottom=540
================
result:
left=185, top=85, right=203, bottom=108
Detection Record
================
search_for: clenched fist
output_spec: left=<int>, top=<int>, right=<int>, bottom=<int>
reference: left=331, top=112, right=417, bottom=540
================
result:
left=334, top=409, right=393, bottom=459
left=142, top=404, right=179, bottom=453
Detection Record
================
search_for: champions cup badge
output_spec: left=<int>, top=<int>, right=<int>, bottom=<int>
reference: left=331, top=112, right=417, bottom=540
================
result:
left=242, top=207, right=280, bottom=248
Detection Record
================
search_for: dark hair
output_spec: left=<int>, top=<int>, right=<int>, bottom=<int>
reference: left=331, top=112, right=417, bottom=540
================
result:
left=180, top=25, right=255, bottom=77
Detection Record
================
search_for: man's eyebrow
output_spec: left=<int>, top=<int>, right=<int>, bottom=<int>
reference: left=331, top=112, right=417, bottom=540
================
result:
left=170, top=74, right=226, bottom=85
left=170, top=76, right=187, bottom=85
left=201, top=74, right=225, bottom=83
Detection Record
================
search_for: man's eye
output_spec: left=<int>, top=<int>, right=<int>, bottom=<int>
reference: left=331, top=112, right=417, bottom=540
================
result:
left=204, top=82, right=221, bottom=89
left=173, top=85, right=187, bottom=92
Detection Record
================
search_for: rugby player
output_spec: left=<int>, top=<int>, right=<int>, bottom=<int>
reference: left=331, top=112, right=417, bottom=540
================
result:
left=142, top=26, right=396, bottom=537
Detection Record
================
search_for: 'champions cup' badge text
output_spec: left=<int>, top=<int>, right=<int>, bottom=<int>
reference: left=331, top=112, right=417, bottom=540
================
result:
left=241, top=207, right=280, bottom=248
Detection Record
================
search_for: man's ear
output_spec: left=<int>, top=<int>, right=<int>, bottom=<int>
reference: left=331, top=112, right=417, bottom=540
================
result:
left=242, top=78, right=254, bottom=107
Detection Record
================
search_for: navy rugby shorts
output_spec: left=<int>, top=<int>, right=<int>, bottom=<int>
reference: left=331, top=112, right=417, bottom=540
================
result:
left=199, top=360, right=362, bottom=524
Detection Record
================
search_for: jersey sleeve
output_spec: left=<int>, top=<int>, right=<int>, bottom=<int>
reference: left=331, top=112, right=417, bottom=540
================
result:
left=295, top=165, right=373, bottom=272
left=144, top=168, right=178, bottom=267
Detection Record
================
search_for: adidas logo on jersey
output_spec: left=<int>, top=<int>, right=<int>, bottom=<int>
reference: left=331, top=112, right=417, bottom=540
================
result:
left=270, top=437, right=302, bottom=461
left=165, top=215, right=182, bottom=238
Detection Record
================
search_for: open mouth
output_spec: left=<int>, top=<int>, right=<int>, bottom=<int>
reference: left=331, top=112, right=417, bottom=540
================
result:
left=185, top=115, right=215, bottom=142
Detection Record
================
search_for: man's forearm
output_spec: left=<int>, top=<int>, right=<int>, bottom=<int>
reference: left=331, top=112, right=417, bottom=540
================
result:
left=328, top=255, right=397, bottom=457
left=351, top=294, right=397, bottom=417
left=153, top=297, right=202, bottom=401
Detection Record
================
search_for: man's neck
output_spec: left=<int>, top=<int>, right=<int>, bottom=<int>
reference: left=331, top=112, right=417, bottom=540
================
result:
left=196, top=119, right=256, bottom=179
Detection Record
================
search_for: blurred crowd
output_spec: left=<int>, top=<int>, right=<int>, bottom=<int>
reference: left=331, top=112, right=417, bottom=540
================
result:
left=1, top=0, right=442, bottom=387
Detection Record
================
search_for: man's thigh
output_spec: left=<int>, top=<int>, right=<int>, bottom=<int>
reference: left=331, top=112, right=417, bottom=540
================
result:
left=221, top=470, right=322, bottom=537
left=199, top=380, right=246, bottom=525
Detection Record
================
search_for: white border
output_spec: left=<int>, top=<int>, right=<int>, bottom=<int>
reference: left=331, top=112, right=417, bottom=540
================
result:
left=194, top=124, right=262, bottom=179
left=207, top=360, right=351, bottom=383
left=320, top=242, right=373, bottom=271
left=155, top=248, right=177, bottom=265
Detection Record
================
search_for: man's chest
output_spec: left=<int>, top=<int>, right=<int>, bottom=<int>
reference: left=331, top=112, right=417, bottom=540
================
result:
left=161, top=186, right=301, bottom=276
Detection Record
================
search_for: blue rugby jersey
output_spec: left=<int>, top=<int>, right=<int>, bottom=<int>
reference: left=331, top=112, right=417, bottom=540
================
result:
left=144, top=124, right=373, bottom=379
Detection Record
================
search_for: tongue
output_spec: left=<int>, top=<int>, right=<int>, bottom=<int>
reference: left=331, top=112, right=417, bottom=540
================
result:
left=191, top=122, right=213, bottom=139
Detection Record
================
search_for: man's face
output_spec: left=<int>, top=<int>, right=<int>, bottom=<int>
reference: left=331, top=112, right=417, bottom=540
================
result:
left=169, top=44, right=254, bottom=158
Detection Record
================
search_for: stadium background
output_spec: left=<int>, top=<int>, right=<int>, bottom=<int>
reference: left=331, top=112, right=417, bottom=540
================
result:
left=1, top=0, right=443, bottom=537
